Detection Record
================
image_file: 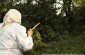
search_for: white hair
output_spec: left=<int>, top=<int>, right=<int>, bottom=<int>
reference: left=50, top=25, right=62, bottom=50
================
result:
left=3, top=9, right=21, bottom=25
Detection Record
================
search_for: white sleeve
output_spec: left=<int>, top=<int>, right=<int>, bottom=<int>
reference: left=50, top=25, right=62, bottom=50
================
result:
left=0, top=23, right=3, bottom=28
left=15, top=25, right=33, bottom=51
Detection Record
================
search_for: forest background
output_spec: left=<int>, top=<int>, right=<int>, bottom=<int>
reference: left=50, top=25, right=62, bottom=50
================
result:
left=0, top=0, right=85, bottom=55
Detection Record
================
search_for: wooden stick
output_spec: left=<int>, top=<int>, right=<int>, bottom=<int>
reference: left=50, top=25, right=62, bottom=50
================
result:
left=32, top=22, right=40, bottom=30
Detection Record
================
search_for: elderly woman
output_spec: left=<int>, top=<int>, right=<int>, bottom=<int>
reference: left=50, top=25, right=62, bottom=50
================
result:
left=0, top=9, right=33, bottom=55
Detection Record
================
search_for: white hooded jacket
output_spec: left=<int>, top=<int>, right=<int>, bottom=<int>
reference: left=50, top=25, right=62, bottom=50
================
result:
left=0, top=9, right=33, bottom=55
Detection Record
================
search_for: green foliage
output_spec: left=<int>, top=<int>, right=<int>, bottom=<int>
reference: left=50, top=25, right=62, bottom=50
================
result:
left=39, top=25, right=59, bottom=42
left=0, top=0, right=13, bottom=22
left=23, top=30, right=47, bottom=55
left=75, top=0, right=85, bottom=7
left=0, top=0, right=85, bottom=55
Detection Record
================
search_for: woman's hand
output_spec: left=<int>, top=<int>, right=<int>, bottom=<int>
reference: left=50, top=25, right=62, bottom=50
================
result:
left=27, top=29, right=33, bottom=37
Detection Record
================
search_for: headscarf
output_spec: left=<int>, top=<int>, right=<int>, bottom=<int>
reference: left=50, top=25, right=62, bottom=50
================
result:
left=0, top=9, right=21, bottom=34
left=3, top=9, right=21, bottom=25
